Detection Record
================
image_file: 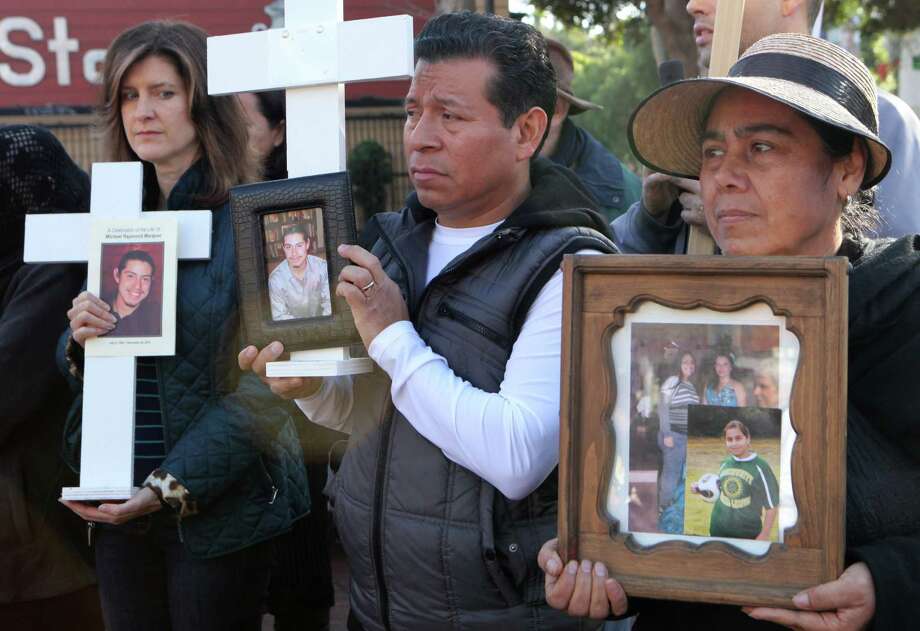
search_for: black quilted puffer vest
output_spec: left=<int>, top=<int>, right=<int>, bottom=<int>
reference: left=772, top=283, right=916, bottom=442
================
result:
left=333, top=163, right=617, bottom=631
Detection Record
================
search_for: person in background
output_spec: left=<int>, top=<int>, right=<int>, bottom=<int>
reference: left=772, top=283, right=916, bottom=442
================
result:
left=752, top=367, right=779, bottom=409
left=540, top=37, right=642, bottom=222
left=59, top=21, right=309, bottom=631
left=238, top=91, right=285, bottom=181
left=0, top=125, right=103, bottom=631
left=241, top=88, right=338, bottom=631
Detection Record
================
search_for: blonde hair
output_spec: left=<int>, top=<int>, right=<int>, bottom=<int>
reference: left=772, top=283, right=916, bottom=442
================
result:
left=99, top=21, right=256, bottom=207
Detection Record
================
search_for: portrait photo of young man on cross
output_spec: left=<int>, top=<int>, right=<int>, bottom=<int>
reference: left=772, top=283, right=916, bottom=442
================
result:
left=104, top=247, right=162, bottom=337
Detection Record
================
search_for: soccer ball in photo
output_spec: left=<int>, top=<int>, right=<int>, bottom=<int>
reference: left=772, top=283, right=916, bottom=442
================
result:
left=695, top=473, right=721, bottom=503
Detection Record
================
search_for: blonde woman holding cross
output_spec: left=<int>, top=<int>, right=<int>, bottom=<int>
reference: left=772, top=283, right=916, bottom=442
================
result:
left=60, top=21, right=310, bottom=631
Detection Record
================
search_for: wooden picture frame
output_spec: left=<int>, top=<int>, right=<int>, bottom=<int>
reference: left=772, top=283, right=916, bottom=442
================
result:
left=559, top=254, right=848, bottom=607
left=230, top=171, right=362, bottom=352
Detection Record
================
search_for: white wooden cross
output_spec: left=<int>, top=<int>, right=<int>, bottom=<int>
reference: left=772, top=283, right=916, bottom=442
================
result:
left=207, top=0, right=414, bottom=377
left=24, top=162, right=212, bottom=500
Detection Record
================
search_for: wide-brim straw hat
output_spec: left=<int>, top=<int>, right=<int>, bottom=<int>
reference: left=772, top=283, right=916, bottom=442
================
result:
left=628, top=33, right=891, bottom=189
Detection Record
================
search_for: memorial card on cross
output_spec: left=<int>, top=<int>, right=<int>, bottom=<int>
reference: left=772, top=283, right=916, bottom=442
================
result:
left=206, top=0, right=414, bottom=377
left=24, top=162, right=211, bottom=501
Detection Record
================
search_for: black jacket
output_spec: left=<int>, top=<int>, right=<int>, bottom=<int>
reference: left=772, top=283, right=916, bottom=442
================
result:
left=0, top=262, right=95, bottom=603
left=548, top=118, right=642, bottom=223
left=0, top=124, right=95, bottom=603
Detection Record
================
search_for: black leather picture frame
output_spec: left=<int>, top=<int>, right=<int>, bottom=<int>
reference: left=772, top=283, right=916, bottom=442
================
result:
left=229, top=171, right=362, bottom=351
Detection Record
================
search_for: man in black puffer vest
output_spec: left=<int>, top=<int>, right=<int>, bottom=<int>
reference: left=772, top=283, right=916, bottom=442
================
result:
left=242, top=12, right=617, bottom=630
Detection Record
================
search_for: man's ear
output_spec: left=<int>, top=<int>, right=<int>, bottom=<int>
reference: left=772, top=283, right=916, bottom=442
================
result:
left=113, top=267, right=120, bottom=284
left=514, top=106, right=549, bottom=161
left=781, top=0, right=809, bottom=20
left=836, top=138, right=868, bottom=201
left=272, top=120, right=286, bottom=149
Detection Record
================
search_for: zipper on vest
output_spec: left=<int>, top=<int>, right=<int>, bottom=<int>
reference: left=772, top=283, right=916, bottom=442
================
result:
left=436, top=228, right=517, bottom=281
left=437, top=301, right=508, bottom=348
left=375, top=227, right=416, bottom=310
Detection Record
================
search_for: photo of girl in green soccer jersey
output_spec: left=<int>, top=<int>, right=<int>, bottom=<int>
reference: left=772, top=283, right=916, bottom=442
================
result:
left=700, top=420, right=779, bottom=540
left=684, top=407, right=782, bottom=541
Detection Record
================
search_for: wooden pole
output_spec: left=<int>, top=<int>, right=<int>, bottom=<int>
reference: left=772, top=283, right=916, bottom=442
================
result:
left=686, top=0, right=746, bottom=254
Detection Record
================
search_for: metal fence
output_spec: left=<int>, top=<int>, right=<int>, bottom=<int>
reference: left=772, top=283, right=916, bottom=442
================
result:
left=18, top=108, right=412, bottom=216
left=345, top=111, right=412, bottom=214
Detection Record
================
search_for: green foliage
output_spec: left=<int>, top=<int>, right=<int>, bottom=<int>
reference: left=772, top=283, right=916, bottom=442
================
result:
left=822, top=2, right=918, bottom=91
left=550, top=25, right=659, bottom=170
left=531, top=0, right=634, bottom=39
left=825, top=0, right=920, bottom=38
left=348, top=140, right=393, bottom=215
left=533, top=0, right=920, bottom=39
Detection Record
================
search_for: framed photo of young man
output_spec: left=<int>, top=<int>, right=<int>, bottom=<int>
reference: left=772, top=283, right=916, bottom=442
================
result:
left=557, top=254, right=848, bottom=607
left=230, top=171, right=362, bottom=351
left=85, top=217, right=178, bottom=357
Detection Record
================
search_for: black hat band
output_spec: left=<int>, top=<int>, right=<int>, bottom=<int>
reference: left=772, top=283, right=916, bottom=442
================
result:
left=729, top=52, right=877, bottom=135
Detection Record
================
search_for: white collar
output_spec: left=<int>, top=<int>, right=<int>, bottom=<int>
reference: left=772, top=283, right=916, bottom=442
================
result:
left=731, top=452, right=757, bottom=462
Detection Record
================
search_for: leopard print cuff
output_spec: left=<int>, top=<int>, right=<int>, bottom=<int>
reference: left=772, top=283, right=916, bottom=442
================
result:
left=143, top=469, right=199, bottom=518
left=65, top=335, right=84, bottom=382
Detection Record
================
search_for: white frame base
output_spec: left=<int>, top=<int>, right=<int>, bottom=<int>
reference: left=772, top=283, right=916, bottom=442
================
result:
left=266, top=357, right=374, bottom=377
left=61, top=486, right=139, bottom=501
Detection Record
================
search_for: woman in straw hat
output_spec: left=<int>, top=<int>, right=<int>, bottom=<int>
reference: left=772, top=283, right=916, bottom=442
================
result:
left=538, top=33, right=920, bottom=630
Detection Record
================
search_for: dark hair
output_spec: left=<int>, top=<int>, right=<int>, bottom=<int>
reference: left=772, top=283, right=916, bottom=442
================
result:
left=724, top=420, right=751, bottom=440
left=117, top=249, right=156, bottom=277
left=800, top=115, right=879, bottom=238
left=99, top=21, right=257, bottom=208
left=282, top=223, right=308, bottom=242
left=714, top=352, right=735, bottom=369
left=414, top=11, right=555, bottom=148
left=254, top=91, right=287, bottom=180
left=670, top=351, right=698, bottom=393
left=0, top=124, right=90, bottom=296
left=675, top=351, right=696, bottom=378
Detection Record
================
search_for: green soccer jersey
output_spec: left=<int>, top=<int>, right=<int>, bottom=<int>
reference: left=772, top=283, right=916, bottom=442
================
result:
left=709, top=453, right=779, bottom=539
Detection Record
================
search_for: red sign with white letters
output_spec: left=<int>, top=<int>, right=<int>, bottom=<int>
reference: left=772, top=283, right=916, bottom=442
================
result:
left=0, top=1, right=433, bottom=112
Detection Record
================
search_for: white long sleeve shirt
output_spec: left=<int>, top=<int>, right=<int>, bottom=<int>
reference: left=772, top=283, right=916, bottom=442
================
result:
left=296, top=219, right=599, bottom=500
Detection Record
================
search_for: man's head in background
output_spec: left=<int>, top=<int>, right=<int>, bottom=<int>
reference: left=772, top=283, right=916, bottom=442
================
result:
left=541, top=37, right=602, bottom=157
left=687, top=0, right=821, bottom=70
